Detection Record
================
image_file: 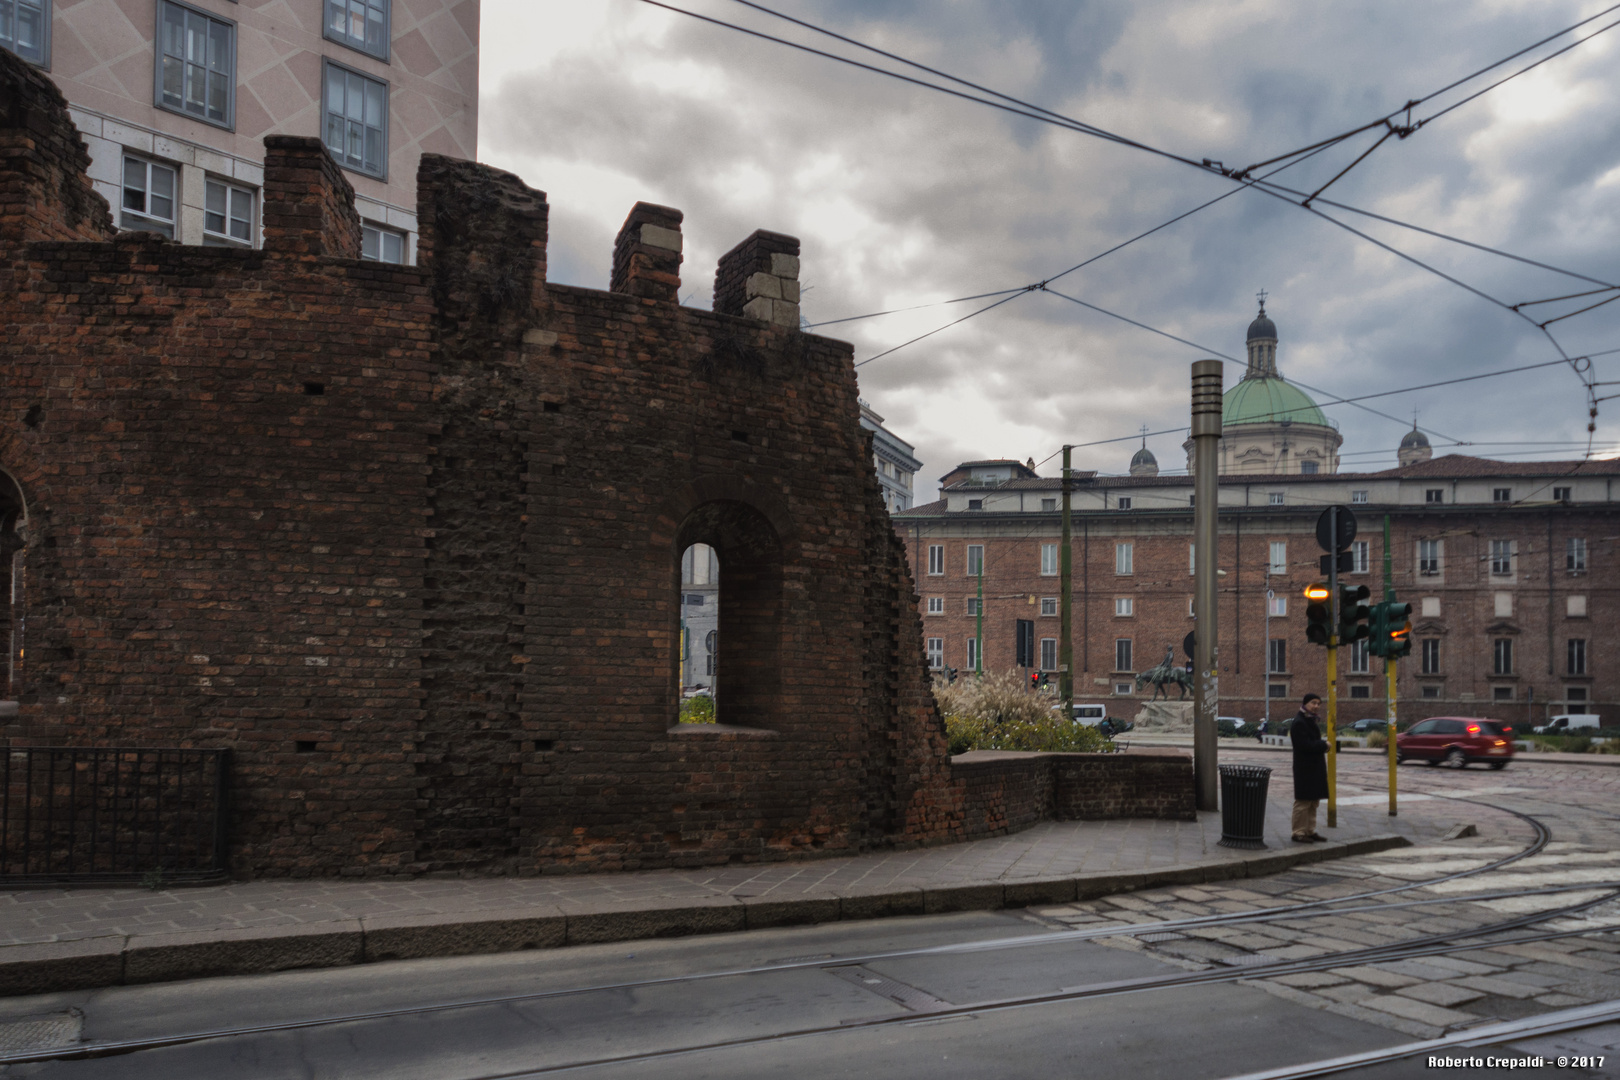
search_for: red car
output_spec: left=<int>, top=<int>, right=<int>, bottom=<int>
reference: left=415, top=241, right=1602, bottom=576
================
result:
left=1396, top=717, right=1515, bottom=769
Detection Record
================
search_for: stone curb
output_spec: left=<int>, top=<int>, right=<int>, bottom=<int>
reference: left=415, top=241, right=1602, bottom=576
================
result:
left=0, top=833, right=1409, bottom=996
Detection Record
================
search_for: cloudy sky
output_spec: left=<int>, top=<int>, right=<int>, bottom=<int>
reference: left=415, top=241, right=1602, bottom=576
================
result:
left=475, top=0, right=1620, bottom=492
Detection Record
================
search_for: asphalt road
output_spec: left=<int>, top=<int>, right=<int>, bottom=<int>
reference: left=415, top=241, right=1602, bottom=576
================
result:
left=2, top=751, right=1618, bottom=1080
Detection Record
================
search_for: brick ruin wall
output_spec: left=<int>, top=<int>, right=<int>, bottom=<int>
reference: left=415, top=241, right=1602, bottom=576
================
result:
left=0, top=51, right=1191, bottom=877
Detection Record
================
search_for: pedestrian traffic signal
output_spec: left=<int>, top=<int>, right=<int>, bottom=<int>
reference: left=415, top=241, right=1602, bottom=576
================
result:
left=1338, top=584, right=1371, bottom=643
left=1304, top=583, right=1331, bottom=645
left=946, top=666, right=959, bottom=684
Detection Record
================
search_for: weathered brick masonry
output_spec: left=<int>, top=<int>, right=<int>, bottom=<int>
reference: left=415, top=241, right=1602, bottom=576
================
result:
left=0, top=52, right=1192, bottom=877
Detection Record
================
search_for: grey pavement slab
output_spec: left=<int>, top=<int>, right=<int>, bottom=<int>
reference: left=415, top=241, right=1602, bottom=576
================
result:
left=0, top=751, right=1482, bottom=995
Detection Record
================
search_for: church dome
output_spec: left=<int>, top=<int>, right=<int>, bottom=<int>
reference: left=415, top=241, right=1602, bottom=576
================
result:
left=1222, top=376, right=1328, bottom=428
left=1247, top=311, right=1277, bottom=341
left=1399, top=427, right=1430, bottom=449
left=1131, top=446, right=1157, bottom=467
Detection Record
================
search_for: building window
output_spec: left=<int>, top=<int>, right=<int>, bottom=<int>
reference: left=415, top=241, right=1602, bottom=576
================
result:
left=965, top=597, right=981, bottom=616
left=967, top=499, right=983, bottom=510
left=1267, top=639, right=1286, bottom=674
left=1421, top=684, right=1441, bottom=700
left=1040, top=597, right=1057, bottom=617
left=1300, top=460, right=1318, bottom=474
left=1040, top=638, right=1056, bottom=671
left=1268, top=492, right=1284, bottom=506
left=157, top=2, right=234, bottom=128
left=1268, top=541, right=1287, bottom=576
left=1040, top=543, right=1058, bottom=576
left=1114, top=597, right=1133, bottom=617
left=1188, top=543, right=1195, bottom=576
left=1567, top=537, right=1587, bottom=572
left=966, top=545, right=983, bottom=576
left=0, top=0, right=47, bottom=65
left=1267, top=595, right=1286, bottom=617
left=1115, top=638, right=1133, bottom=672
left=1569, top=638, right=1587, bottom=676
left=1351, top=490, right=1368, bottom=504
left=362, top=222, right=405, bottom=263
left=1115, top=542, right=1133, bottom=575
left=927, top=545, right=944, bottom=576
left=1489, top=540, right=1512, bottom=576
left=1425, top=488, right=1443, bottom=504
left=323, top=60, right=389, bottom=179
left=120, top=156, right=178, bottom=238
left=1493, top=487, right=1511, bottom=503
left=203, top=178, right=254, bottom=247
left=925, top=596, right=943, bottom=616
left=1567, top=686, right=1589, bottom=705
left=1554, top=486, right=1572, bottom=503
left=1349, top=638, right=1369, bottom=674
left=1493, top=638, right=1513, bottom=676
left=925, top=637, right=943, bottom=669
left=1268, top=684, right=1288, bottom=699
left=1116, top=497, right=1132, bottom=510
left=1568, top=595, right=1588, bottom=618
left=703, top=630, right=716, bottom=676
left=1351, top=540, right=1368, bottom=574
left=1493, top=686, right=1513, bottom=702
left=1421, top=638, right=1440, bottom=675
left=326, top=0, right=389, bottom=58
left=1041, top=498, right=1056, bottom=512
left=966, top=637, right=980, bottom=671
left=1349, top=684, right=1369, bottom=699
left=1115, top=681, right=1133, bottom=696
left=1419, top=539, right=1441, bottom=576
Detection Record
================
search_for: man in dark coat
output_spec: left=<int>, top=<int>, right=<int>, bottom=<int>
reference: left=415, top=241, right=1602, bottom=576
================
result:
left=1289, top=693, right=1329, bottom=842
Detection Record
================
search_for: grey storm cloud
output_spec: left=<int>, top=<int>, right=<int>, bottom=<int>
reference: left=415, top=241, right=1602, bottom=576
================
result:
left=478, top=0, right=1620, bottom=489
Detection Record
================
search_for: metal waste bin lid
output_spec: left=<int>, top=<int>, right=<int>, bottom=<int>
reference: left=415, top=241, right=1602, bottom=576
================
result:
left=1218, top=764, right=1272, bottom=779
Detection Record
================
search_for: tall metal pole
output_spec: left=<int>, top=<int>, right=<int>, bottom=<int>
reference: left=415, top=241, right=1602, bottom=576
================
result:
left=1326, top=505, right=1339, bottom=830
left=1384, top=514, right=1397, bottom=817
left=1191, top=361, right=1222, bottom=812
left=1059, top=445, right=1074, bottom=715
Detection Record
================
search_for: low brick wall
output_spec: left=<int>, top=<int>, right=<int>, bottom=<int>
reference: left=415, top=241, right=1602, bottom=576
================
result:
left=950, top=750, right=1195, bottom=840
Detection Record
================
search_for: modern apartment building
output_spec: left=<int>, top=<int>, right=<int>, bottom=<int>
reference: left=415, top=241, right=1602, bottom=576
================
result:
left=3, top=0, right=478, bottom=261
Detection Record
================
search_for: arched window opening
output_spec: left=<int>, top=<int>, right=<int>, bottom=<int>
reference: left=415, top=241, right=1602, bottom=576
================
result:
left=674, top=503, right=783, bottom=729
left=0, top=472, right=26, bottom=703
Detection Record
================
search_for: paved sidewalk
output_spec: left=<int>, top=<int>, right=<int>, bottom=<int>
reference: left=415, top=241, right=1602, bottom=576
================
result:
left=0, top=751, right=1512, bottom=996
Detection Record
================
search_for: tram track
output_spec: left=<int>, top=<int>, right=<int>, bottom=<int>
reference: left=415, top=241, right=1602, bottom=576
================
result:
left=0, top=797, right=1601, bottom=1071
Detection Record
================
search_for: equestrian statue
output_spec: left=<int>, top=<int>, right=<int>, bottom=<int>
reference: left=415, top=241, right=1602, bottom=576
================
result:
left=1134, top=646, right=1192, bottom=701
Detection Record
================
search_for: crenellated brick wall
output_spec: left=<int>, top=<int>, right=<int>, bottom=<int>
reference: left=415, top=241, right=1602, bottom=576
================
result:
left=0, top=49, right=1183, bottom=879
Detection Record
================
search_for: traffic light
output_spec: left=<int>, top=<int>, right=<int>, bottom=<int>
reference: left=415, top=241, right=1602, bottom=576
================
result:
left=1338, top=584, right=1371, bottom=643
left=1304, top=583, right=1331, bottom=646
left=1386, top=601, right=1413, bottom=659
left=1368, top=601, right=1389, bottom=657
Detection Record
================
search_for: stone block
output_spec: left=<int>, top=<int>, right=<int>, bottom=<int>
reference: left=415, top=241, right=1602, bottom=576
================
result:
left=640, top=224, right=682, bottom=252
left=1004, top=877, right=1079, bottom=906
left=0, top=937, right=126, bottom=996
left=923, top=882, right=1004, bottom=914
left=123, top=922, right=365, bottom=984
left=562, top=896, right=744, bottom=945
left=361, top=907, right=567, bottom=961
left=839, top=887, right=925, bottom=921
left=739, top=893, right=841, bottom=929
left=769, top=252, right=799, bottom=279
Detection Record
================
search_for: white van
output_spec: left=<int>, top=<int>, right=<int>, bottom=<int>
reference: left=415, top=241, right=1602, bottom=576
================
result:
left=1066, top=703, right=1134, bottom=735
left=1534, top=713, right=1601, bottom=734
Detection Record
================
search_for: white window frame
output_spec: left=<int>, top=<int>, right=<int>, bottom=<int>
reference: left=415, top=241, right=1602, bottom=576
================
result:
left=1351, top=490, right=1368, bottom=504
left=966, top=545, right=983, bottom=576
left=1040, top=638, right=1057, bottom=672
left=1040, top=543, right=1058, bottom=576
left=965, top=597, right=981, bottom=616
left=1421, top=638, right=1440, bottom=675
left=1493, top=487, right=1511, bottom=503
left=1115, top=542, right=1133, bottom=576
left=119, top=155, right=178, bottom=238
left=1267, top=595, right=1286, bottom=617
left=1116, top=496, right=1132, bottom=510
left=1493, top=638, right=1513, bottom=676
left=203, top=177, right=255, bottom=247
left=1040, top=498, right=1056, bottom=512
left=1349, top=638, right=1369, bottom=675
left=0, top=0, right=49, bottom=66
left=156, top=1, right=235, bottom=130
left=1268, top=638, right=1286, bottom=674
left=1039, top=597, right=1058, bottom=617
left=1114, top=638, right=1132, bottom=672
left=1567, top=537, right=1587, bottom=572
left=1268, top=492, right=1284, bottom=506
left=927, top=544, right=944, bottom=576
left=322, top=58, right=390, bottom=179
left=1419, top=539, right=1441, bottom=576
left=362, top=222, right=406, bottom=263
left=1188, top=543, right=1195, bottom=576
left=925, top=596, right=944, bottom=616
left=1268, top=541, right=1287, bottom=576
left=966, top=637, right=980, bottom=671
left=1299, top=460, right=1319, bottom=475
left=1568, top=638, right=1587, bottom=676
left=1425, top=489, right=1444, bottom=504
left=1114, top=597, right=1133, bottom=617
left=1489, top=539, right=1513, bottom=577
left=1554, top=486, right=1573, bottom=503
left=925, top=638, right=944, bottom=669
left=1351, top=540, right=1368, bottom=574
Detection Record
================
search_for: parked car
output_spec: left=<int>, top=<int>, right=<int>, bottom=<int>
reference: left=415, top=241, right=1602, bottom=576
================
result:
left=1063, top=703, right=1134, bottom=736
left=1395, top=717, right=1514, bottom=769
left=1533, top=713, right=1601, bottom=734
left=1349, top=718, right=1391, bottom=733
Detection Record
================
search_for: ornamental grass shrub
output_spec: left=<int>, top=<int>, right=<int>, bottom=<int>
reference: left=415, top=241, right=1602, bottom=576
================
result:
left=679, top=694, right=716, bottom=724
left=933, top=669, right=1115, bottom=755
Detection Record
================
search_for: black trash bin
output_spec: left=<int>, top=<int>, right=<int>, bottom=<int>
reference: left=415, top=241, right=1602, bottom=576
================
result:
left=1217, top=763, right=1272, bottom=849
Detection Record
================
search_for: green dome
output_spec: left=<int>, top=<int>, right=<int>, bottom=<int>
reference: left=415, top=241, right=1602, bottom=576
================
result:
left=1222, top=376, right=1328, bottom=427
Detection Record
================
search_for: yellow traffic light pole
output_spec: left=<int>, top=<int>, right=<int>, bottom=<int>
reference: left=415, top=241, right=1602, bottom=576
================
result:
left=1326, top=633, right=1338, bottom=829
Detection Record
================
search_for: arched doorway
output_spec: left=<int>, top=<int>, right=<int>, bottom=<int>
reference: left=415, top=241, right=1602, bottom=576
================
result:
left=674, top=502, right=782, bottom=729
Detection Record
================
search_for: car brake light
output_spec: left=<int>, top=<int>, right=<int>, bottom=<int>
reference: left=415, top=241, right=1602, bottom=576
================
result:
left=1466, top=724, right=1480, bottom=734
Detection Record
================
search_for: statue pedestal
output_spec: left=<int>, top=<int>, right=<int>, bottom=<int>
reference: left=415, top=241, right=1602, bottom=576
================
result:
left=1133, top=700, right=1195, bottom=733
